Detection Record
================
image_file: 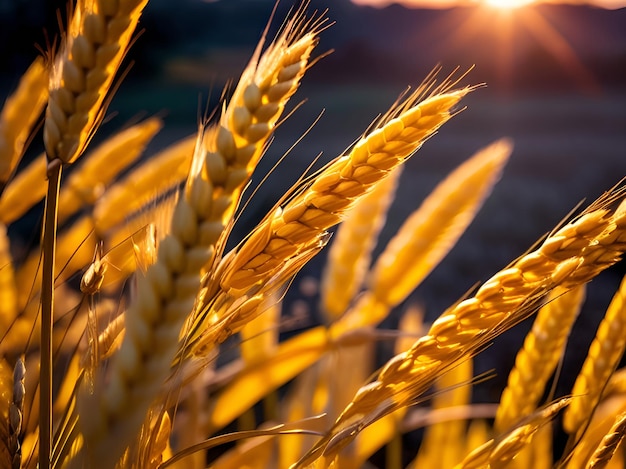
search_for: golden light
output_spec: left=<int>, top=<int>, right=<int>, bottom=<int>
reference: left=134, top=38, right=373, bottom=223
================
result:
left=484, top=0, right=536, bottom=8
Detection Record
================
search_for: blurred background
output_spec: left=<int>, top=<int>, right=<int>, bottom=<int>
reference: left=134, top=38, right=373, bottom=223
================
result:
left=1, top=0, right=626, bottom=433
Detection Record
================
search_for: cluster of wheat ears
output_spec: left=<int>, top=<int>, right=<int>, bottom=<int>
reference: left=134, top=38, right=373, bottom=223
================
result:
left=1, top=0, right=625, bottom=468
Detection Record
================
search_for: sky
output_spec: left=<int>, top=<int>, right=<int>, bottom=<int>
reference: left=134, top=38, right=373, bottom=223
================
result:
left=351, top=0, right=626, bottom=8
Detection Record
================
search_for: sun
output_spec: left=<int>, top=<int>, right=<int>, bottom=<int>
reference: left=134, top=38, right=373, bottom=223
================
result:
left=484, top=0, right=536, bottom=8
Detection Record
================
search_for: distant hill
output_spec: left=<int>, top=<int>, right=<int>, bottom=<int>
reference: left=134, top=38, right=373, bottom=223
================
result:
left=1, top=0, right=625, bottom=93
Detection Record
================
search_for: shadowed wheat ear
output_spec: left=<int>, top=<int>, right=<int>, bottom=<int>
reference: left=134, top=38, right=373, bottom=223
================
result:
left=184, top=79, right=473, bottom=358
left=0, top=57, right=48, bottom=190
left=76, top=10, right=322, bottom=468
left=295, top=192, right=626, bottom=467
left=9, top=358, right=25, bottom=469
left=495, top=284, right=586, bottom=433
left=563, top=274, right=626, bottom=437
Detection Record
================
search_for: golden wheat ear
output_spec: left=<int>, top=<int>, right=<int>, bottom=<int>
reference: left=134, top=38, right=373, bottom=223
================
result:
left=459, top=397, right=571, bottom=469
left=75, top=7, right=324, bottom=467
left=295, top=189, right=626, bottom=467
left=564, top=273, right=626, bottom=438
left=44, top=0, right=150, bottom=165
left=0, top=57, right=49, bottom=191
left=330, top=138, right=512, bottom=337
left=183, top=77, right=473, bottom=358
left=495, top=285, right=586, bottom=433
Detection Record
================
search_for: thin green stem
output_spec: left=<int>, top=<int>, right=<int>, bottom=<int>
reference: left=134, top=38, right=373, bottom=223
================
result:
left=40, top=160, right=62, bottom=469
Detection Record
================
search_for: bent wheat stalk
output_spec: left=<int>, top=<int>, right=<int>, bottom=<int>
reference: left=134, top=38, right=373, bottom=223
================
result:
left=295, top=193, right=626, bottom=466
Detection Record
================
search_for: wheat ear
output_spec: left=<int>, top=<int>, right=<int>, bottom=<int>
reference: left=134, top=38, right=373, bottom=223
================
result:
left=564, top=274, right=626, bottom=436
left=459, top=398, right=571, bottom=469
left=221, top=87, right=470, bottom=293
left=0, top=224, right=17, bottom=334
left=369, top=138, right=511, bottom=306
left=78, top=12, right=321, bottom=467
left=0, top=154, right=47, bottom=224
left=295, top=195, right=626, bottom=466
left=185, top=84, right=471, bottom=357
left=320, top=166, right=401, bottom=321
left=41, top=3, right=149, bottom=464
left=495, top=284, right=586, bottom=432
left=44, top=0, right=149, bottom=164
left=8, top=358, right=25, bottom=469
left=332, top=138, right=511, bottom=335
left=0, top=57, right=48, bottom=189
left=415, top=358, right=473, bottom=468
left=585, top=411, right=626, bottom=469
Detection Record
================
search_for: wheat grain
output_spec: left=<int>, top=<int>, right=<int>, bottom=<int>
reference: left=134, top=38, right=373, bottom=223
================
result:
left=44, top=0, right=149, bottom=165
left=495, top=284, right=586, bottom=432
left=320, top=167, right=401, bottom=321
left=564, top=274, right=626, bottom=436
left=0, top=57, right=48, bottom=188
left=295, top=195, right=626, bottom=466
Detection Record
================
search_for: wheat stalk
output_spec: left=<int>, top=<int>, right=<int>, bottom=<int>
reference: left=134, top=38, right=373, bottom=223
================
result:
left=495, top=284, right=586, bottom=432
left=295, top=195, right=626, bottom=466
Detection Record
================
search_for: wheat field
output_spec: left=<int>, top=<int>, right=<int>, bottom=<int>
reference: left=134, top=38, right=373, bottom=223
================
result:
left=1, top=1, right=626, bottom=468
